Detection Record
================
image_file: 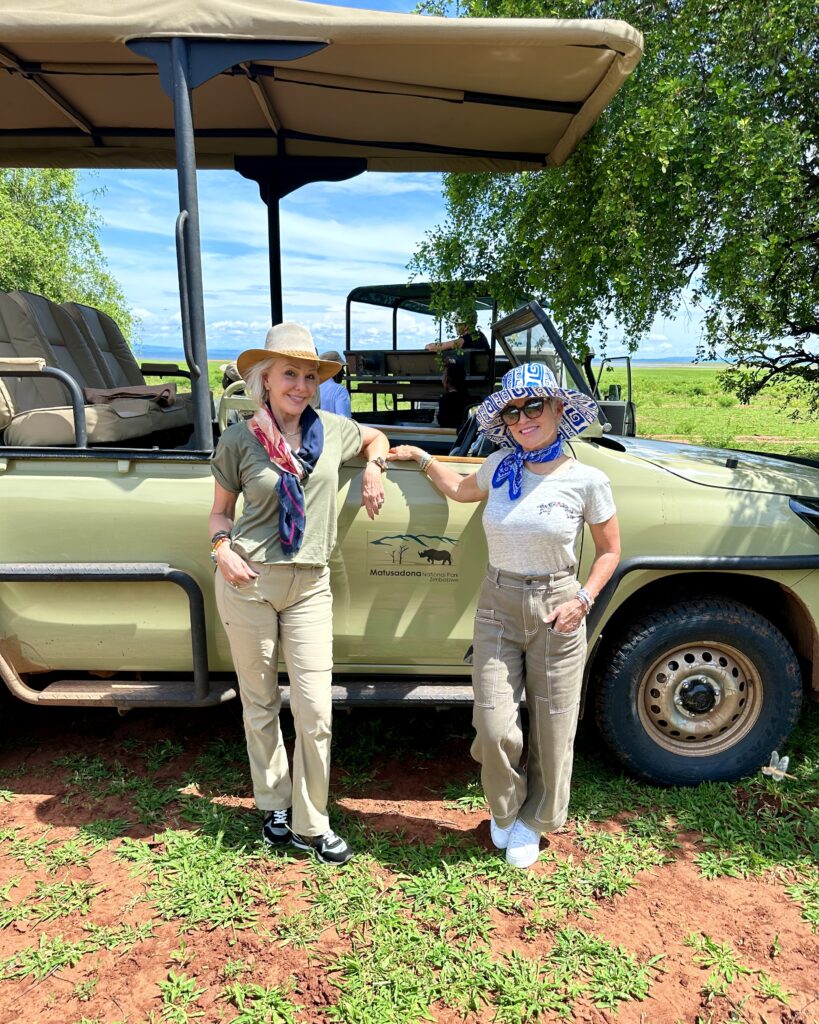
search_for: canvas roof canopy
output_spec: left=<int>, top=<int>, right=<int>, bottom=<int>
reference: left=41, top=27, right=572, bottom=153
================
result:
left=347, top=282, right=496, bottom=317
left=0, top=0, right=643, bottom=172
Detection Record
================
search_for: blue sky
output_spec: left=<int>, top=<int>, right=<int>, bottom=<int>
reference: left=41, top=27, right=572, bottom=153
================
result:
left=82, top=0, right=702, bottom=361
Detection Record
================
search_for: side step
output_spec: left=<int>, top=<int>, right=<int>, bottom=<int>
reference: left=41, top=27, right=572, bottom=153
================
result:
left=36, top=679, right=238, bottom=709
left=33, top=679, right=475, bottom=709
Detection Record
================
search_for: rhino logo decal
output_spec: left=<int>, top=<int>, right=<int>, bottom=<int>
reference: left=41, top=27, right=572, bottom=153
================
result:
left=418, top=548, right=452, bottom=565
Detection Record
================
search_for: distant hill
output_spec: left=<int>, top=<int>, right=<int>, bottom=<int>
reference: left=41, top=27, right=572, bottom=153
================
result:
left=134, top=344, right=727, bottom=367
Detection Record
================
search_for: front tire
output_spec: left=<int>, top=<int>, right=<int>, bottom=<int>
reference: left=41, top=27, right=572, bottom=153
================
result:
left=593, top=598, right=803, bottom=785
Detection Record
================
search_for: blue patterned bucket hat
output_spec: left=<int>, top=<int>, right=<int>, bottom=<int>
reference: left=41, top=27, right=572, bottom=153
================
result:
left=476, top=362, right=599, bottom=448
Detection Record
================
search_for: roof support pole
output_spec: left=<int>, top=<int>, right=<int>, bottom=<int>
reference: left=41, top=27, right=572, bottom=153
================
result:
left=236, top=155, right=367, bottom=329
left=267, top=196, right=284, bottom=326
left=170, top=38, right=212, bottom=452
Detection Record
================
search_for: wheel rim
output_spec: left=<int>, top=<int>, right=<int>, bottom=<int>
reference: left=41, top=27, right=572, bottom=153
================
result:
left=636, top=640, right=763, bottom=756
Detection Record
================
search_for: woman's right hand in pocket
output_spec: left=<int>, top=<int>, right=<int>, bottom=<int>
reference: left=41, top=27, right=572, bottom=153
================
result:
left=216, top=544, right=258, bottom=586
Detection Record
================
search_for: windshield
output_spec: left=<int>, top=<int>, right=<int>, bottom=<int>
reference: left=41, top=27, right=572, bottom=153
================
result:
left=498, top=319, right=573, bottom=388
left=492, top=301, right=609, bottom=436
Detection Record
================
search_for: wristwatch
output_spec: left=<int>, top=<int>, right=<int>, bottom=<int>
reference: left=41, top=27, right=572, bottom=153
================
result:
left=369, top=456, right=388, bottom=473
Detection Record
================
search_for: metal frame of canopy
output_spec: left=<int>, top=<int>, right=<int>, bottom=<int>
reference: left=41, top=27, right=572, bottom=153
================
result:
left=0, top=3, right=643, bottom=452
left=126, top=38, right=366, bottom=451
left=345, top=281, right=497, bottom=352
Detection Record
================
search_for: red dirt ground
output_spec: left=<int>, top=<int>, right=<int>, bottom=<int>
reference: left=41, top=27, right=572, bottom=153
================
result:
left=0, top=700, right=816, bottom=1024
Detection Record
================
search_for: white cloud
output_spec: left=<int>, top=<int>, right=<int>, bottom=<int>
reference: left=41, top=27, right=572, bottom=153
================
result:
left=317, top=173, right=443, bottom=197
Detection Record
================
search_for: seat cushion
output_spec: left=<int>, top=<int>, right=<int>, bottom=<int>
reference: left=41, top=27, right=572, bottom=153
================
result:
left=12, top=292, right=106, bottom=389
left=0, top=293, right=68, bottom=428
left=5, top=399, right=156, bottom=446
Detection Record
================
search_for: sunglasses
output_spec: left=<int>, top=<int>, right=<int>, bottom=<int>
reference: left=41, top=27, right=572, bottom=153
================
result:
left=499, top=397, right=546, bottom=426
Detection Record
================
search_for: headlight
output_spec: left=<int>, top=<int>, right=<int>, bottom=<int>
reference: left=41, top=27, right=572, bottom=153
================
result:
left=790, top=497, right=819, bottom=536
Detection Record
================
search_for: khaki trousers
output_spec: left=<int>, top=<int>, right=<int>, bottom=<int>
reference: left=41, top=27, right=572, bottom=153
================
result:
left=215, top=563, right=333, bottom=837
left=471, top=566, right=586, bottom=835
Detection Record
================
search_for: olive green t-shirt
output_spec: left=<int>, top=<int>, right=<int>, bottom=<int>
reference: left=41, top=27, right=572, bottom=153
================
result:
left=211, top=411, right=363, bottom=566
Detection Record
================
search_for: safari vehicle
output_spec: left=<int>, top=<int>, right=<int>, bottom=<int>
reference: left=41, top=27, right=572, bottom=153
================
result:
left=344, top=281, right=501, bottom=419
left=1, top=1, right=817, bottom=787
left=342, top=280, right=635, bottom=451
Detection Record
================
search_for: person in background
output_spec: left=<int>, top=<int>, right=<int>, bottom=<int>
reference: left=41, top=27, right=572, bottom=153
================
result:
left=426, top=314, right=490, bottom=353
left=318, top=350, right=352, bottom=417
left=209, top=323, right=389, bottom=866
left=436, top=357, right=472, bottom=429
left=387, top=363, right=620, bottom=869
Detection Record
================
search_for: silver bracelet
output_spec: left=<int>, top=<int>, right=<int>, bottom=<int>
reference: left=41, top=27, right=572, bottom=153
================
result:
left=576, top=587, right=593, bottom=613
left=418, top=452, right=434, bottom=472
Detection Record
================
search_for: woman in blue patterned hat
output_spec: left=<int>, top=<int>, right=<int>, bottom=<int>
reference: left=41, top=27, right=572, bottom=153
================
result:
left=387, top=363, right=620, bottom=869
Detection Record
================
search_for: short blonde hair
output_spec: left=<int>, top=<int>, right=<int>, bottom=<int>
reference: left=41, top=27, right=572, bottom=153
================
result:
left=242, top=356, right=276, bottom=409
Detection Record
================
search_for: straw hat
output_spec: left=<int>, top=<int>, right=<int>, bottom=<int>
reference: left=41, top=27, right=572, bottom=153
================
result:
left=476, top=362, right=599, bottom=448
left=237, top=322, right=343, bottom=383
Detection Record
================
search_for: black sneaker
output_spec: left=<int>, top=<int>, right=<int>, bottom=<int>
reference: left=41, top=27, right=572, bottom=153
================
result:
left=290, top=829, right=354, bottom=865
left=262, top=808, right=291, bottom=848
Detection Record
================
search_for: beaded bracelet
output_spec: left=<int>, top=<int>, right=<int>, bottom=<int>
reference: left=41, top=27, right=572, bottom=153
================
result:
left=210, top=530, right=231, bottom=545
left=576, top=587, right=594, bottom=613
left=210, top=536, right=230, bottom=563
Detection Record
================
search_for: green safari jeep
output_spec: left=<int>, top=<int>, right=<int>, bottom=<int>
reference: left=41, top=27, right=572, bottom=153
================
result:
left=2, top=1, right=817, bottom=785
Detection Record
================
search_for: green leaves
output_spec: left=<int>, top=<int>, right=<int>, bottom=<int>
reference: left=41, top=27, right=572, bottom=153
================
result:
left=412, top=0, right=819, bottom=397
left=0, top=168, right=133, bottom=335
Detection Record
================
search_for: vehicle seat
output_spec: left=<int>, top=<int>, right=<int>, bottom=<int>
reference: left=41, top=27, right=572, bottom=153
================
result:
left=449, top=411, right=480, bottom=456
left=62, top=301, right=194, bottom=434
left=0, top=292, right=175, bottom=447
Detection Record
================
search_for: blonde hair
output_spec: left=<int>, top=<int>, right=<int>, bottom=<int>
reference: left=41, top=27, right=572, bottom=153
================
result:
left=242, top=357, right=276, bottom=409
left=242, top=355, right=321, bottom=410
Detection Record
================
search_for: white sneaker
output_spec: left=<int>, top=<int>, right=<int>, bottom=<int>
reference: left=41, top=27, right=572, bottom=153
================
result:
left=505, top=820, right=542, bottom=868
left=489, top=815, right=515, bottom=850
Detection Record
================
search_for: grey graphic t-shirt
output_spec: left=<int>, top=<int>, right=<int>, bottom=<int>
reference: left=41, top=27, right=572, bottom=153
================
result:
left=475, top=454, right=616, bottom=575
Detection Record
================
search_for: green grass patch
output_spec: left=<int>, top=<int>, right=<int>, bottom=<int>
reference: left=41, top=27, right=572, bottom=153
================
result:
left=0, top=879, right=103, bottom=928
left=222, top=981, right=302, bottom=1024
left=0, top=921, right=153, bottom=980
left=599, top=364, right=819, bottom=457
left=116, top=828, right=280, bottom=931
left=442, top=777, right=487, bottom=811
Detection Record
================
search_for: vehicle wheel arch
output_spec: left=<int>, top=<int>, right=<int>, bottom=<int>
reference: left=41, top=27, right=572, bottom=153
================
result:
left=586, top=573, right=808, bottom=784
left=590, top=570, right=816, bottom=696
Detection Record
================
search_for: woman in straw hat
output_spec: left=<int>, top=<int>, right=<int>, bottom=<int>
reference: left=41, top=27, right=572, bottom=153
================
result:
left=208, top=322, right=390, bottom=865
left=388, top=363, right=620, bottom=868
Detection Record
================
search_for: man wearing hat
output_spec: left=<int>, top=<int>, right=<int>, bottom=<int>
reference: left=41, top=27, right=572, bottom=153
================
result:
left=318, top=350, right=352, bottom=417
left=425, top=313, right=490, bottom=354
left=388, top=363, right=620, bottom=868
left=208, top=322, right=390, bottom=865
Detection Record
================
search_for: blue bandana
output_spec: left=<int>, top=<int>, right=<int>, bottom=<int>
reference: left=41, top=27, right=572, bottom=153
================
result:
left=491, top=435, right=564, bottom=500
left=277, top=406, right=324, bottom=555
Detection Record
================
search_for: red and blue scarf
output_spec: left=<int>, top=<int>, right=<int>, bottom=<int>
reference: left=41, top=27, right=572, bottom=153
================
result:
left=248, top=404, right=324, bottom=555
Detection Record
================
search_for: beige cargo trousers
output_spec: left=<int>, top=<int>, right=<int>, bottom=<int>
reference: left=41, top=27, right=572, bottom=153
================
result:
left=215, top=563, right=334, bottom=838
left=471, top=567, right=586, bottom=834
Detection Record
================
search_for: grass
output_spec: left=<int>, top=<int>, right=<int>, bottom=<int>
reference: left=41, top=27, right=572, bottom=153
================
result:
left=0, top=708, right=817, bottom=1020
left=116, top=828, right=278, bottom=930
left=598, top=363, right=819, bottom=457
left=222, top=982, right=302, bottom=1024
